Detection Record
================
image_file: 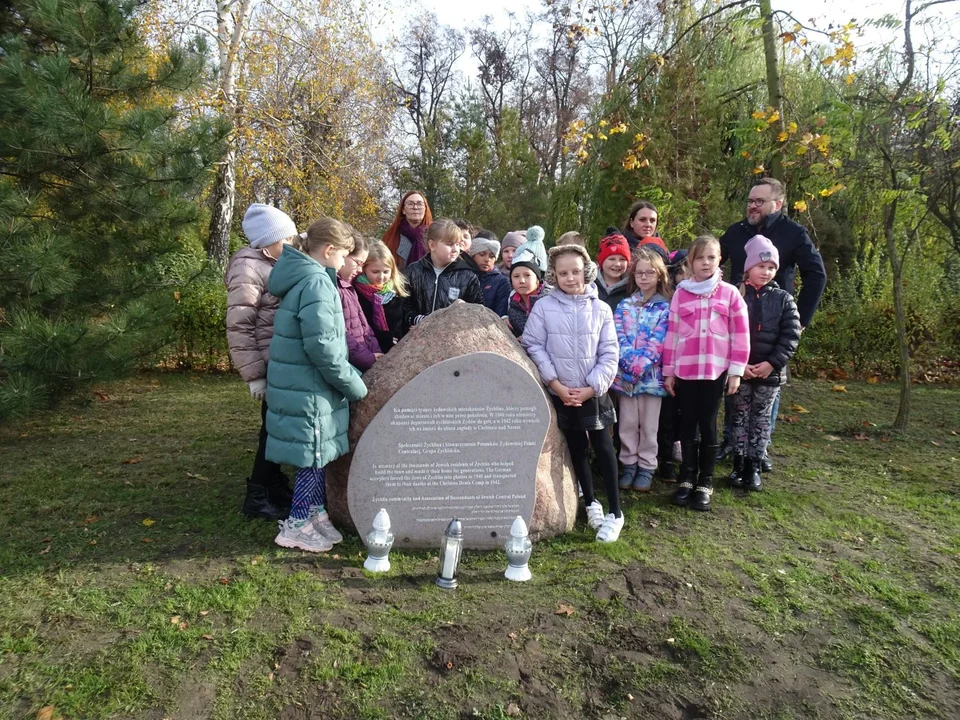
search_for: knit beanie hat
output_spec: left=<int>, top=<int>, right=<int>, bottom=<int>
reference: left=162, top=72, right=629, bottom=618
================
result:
left=243, top=203, right=297, bottom=249
left=545, top=245, right=597, bottom=287
left=743, top=234, right=780, bottom=274
left=637, top=236, right=670, bottom=263
left=468, top=235, right=501, bottom=259
left=501, top=230, right=527, bottom=251
left=597, top=231, right=631, bottom=268
left=513, top=226, right=548, bottom=271
left=511, top=226, right=548, bottom=275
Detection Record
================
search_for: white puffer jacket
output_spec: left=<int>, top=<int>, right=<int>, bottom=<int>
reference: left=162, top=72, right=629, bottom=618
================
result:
left=521, top=283, right=618, bottom=397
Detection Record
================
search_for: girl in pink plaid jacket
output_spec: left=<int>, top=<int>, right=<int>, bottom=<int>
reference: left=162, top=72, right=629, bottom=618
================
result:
left=662, top=235, right=750, bottom=512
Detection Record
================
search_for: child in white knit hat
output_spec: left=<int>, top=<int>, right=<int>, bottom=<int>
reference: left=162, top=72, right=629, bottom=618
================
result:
left=225, top=203, right=299, bottom=521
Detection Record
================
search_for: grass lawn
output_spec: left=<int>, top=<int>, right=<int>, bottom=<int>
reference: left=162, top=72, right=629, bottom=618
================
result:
left=1, top=372, right=958, bottom=720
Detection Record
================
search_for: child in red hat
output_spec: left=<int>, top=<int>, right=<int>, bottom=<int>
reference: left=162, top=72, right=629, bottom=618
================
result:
left=594, top=231, right=632, bottom=313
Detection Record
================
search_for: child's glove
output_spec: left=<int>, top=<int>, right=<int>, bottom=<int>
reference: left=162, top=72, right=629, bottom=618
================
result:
left=248, top=378, right=267, bottom=401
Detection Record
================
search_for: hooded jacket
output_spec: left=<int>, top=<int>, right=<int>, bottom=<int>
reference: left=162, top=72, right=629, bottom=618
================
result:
left=336, top=275, right=381, bottom=372
left=265, top=246, right=367, bottom=469
left=521, top=283, right=618, bottom=398
left=402, top=255, right=484, bottom=328
left=224, top=246, right=279, bottom=383
left=742, top=281, right=801, bottom=386
left=463, top=254, right=512, bottom=317
left=612, top=292, right=670, bottom=397
left=720, top=211, right=826, bottom=328
left=594, top=274, right=631, bottom=314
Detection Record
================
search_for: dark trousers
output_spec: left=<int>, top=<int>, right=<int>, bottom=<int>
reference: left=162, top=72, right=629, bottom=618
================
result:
left=657, top=393, right=681, bottom=460
left=251, top=399, right=281, bottom=486
left=676, top=375, right=725, bottom=479
left=563, top=427, right=621, bottom=518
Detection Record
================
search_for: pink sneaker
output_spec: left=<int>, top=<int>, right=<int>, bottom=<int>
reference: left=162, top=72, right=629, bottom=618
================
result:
left=311, top=510, right=343, bottom=544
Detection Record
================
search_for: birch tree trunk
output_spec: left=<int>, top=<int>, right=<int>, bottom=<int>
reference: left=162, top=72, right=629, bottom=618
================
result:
left=205, top=0, right=252, bottom=268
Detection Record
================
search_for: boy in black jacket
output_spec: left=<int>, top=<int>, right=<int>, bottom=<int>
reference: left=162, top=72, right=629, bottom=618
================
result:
left=403, top=218, right=484, bottom=330
left=729, top=235, right=801, bottom=491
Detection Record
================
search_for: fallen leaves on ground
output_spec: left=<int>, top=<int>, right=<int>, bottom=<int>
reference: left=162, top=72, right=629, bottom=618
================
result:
left=142, top=518, right=155, bottom=526
left=83, top=515, right=100, bottom=524
left=555, top=603, right=575, bottom=617
left=832, top=384, right=847, bottom=393
left=789, top=404, right=810, bottom=413
left=36, top=706, right=58, bottom=720
left=505, top=702, right=521, bottom=717
left=852, top=432, right=870, bottom=441
left=781, top=415, right=800, bottom=423
left=825, top=434, right=842, bottom=441
left=121, top=457, right=143, bottom=464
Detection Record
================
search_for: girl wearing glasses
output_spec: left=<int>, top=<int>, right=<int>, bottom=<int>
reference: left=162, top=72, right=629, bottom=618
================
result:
left=612, top=248, right=672, bottom=493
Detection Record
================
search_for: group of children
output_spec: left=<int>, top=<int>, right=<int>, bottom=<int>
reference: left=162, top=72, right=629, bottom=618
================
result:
left=225, top=201, right=801, bottom=551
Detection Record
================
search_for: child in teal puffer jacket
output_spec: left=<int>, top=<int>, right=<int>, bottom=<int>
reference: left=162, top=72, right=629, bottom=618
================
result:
left=266, top=217, right=368, bottom=553
left=612, top=248, right=672, bottom=493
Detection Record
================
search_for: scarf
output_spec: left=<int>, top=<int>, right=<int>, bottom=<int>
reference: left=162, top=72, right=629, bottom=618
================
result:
left=354, top=275, right=396, bottom=332
left=399, top=219, right=427, bottom=265
left=678, top=268, right=722, bottom=297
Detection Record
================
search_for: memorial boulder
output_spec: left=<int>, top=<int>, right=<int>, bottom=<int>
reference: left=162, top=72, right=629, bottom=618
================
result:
left=326, top=301, right=577, bottom=548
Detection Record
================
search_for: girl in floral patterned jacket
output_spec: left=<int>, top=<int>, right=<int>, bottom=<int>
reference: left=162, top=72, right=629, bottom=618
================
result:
left=612, top=248, right=672, bottom=493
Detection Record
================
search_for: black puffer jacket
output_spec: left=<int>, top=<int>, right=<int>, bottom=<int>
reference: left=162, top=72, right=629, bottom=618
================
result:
left=720, top=211, right=827, bottom=328
left=742, top=281, right=801, bottom=386
left=402, top=255, right=484, bottom=330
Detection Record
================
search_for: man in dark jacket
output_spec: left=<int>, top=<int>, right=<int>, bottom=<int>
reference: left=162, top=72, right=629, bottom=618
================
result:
left=402, top=223, right=484, bottom=330
left=720, top=178, right=827, bottom=328
left=719, top=178, right=827, bottom=468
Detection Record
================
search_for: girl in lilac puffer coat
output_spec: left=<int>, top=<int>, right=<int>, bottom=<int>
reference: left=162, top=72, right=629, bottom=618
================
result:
left=521, top=245, right=624, bottom=543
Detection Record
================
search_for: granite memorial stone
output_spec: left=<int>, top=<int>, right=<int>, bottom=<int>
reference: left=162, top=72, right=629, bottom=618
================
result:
left=325, top=301, right=577, bottom=545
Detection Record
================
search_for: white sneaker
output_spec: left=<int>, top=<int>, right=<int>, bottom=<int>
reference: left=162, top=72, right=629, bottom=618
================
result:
left=585, top=500, right=605, bottom=530
left=311, top=510, right=343, bottom=544
left=596, top=513, right=625, bottom=543
left=275, top=519, right=333, bottom=553
left=672, top=441, right=683, bottom=463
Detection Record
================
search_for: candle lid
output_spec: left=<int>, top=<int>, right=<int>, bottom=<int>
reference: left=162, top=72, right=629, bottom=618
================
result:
left=373, top=508, right=391, bottom=531
left=509, top=516, right=528, bottom=537
left=444, top=518, right=463, bottom=538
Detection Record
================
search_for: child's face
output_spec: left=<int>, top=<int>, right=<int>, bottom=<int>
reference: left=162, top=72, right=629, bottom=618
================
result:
left=554, top=254, right=586, bottom=295
left=601, top=254, right=628, bottom=280
left=691, top=244, right=720, bottom=281
left=311, top=243, right=350, bottom=271
left=338, top=249, right=368, bottom=281
left=511, top=266, right=539, bottom=296
left=460, top=231, right=471, bottom=252
left=472, top=249, right=497, bottom=272
left=429, top=238, right=460, bottom=268
left=746, top=261, right=777, bottom=287
left=364, top=258, right=391, bottom=286
left=501, top=246, right=516, bottom=267
left=634, top=259, right=658, bottom=297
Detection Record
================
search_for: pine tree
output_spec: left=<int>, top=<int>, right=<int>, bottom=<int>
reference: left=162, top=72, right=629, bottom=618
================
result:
left=0, top=0, right=226, bottom=420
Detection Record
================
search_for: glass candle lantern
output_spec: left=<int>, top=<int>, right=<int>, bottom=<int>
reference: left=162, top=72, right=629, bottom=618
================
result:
left=363, top=508, right=394, bottom=573
left=435, top=518, right=463, bottom=589
left=503, top=515, right=532, bottom=582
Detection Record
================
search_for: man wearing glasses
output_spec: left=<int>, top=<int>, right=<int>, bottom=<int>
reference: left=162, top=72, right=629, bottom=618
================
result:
left=718, top=178, right=827, bottom=469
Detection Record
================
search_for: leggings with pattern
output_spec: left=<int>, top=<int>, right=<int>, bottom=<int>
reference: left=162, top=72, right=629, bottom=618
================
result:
left=290, top=467, right=327, bottom=521
left=732, top=384, right=780, bottom=460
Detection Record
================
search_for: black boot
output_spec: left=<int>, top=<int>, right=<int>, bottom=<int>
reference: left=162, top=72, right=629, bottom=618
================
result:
left=690, top=444, right=718, bottom=512
left=744, top=457, right=763, bottom=492
left=659, top=459, right=677, bottom=483
left=760, top=454, right=773, bottom=473
left=728, top=454, right=744, bottom=488
left=671, top=441, right=698, bottom=506
left=716, top=442, right=733, bottom=461
left=267, top=471, right=293, bottom=507
left=242, top=481, right=288, bottom=520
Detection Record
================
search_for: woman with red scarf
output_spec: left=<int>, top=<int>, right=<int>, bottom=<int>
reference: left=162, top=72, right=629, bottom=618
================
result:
left=382, top=191, right=433, bottom=270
